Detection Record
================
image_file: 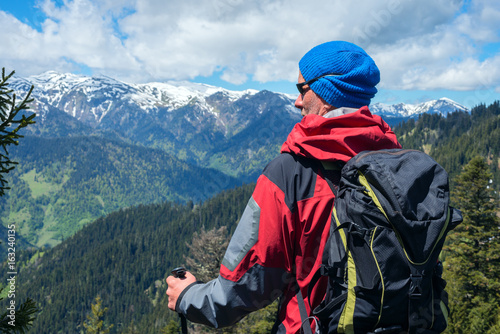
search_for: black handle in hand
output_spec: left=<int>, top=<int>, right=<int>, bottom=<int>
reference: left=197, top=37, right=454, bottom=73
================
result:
left=171, top=267, right=187, bottom=278
left=171, top=266, right=188, bottom=333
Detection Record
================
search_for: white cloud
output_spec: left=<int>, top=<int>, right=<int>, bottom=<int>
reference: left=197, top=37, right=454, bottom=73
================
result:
left=1, top=0, right=500, bottom=93
left=39, top=0, right=139, bottom=70
left=371, top=0, right=500, bottom=92
left=0, top=0, right=141, bottom=76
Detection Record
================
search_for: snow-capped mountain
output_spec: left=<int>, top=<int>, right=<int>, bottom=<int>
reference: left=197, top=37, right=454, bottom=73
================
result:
left=12, top=71, right=469, bottom=129
left=370, top=98, right=469, bottom=120
left=10, top=71, right=267, bottom=126
left=12, top=71, right=469, bottom=130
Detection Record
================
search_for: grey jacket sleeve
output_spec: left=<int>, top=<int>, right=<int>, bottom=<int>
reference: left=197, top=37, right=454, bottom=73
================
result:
left=176, top=265, right=289, bottom=328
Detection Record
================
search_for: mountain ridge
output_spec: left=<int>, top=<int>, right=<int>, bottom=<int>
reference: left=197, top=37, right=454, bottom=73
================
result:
left=371, top=97, right=469, bottom=119
left=11, top=71, right=263, bottom=124
left=12, top=71, right=468, bottom=126
left=8, top=71, right=472, bottom=183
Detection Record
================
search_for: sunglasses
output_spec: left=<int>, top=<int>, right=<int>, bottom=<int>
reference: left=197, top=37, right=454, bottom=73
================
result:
left=296, top=73, right=343, bottom=95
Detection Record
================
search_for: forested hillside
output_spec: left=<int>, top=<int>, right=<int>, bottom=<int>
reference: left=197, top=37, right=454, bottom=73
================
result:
left=0, top=135, right=242, bottom=247
left=3, top=183, right=255, bottom=333
left=394, top=101, right=500, bottom=192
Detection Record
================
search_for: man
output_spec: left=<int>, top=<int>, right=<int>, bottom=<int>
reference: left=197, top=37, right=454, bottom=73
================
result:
left=166, top=41, right=401, bottom=333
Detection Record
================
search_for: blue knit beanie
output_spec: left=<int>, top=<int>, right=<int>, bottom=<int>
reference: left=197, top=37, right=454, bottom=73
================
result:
left=299, top=41, right=380, bottom=108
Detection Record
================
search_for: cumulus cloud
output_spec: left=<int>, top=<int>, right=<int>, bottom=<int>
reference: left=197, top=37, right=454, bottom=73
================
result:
left=1, top=0, right=500, bottom=93
left=371, top=0, right=500, bottom=91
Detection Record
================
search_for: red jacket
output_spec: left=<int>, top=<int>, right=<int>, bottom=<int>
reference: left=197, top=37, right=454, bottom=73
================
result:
left=176, top=107, right=401, bottom=333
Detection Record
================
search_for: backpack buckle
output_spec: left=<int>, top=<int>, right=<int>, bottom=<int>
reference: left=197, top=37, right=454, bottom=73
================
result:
left=320, top=264, right=345, bottom=278
left=409, top=274, right=423, bottom=299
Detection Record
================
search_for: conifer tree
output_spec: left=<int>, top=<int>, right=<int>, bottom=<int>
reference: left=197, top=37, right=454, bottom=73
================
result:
left=443, top=156, right=500, bottom=333
left=184, top=226, right=229, bottom=282
left=0, top=68, right=36, bottom=196
left=0, top=298, right=38, bottom=334
left=160, top=320, right=180, bottom=334
left=83, top=296, right=114, bottom=334
left=0, top=68, right=38, bottom=333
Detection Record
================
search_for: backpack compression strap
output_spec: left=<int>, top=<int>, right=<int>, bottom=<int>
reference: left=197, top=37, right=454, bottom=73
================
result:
left=295, top=279, right=314, bottom=334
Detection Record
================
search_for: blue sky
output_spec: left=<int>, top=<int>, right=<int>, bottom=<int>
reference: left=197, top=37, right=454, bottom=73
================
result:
left=1, top=0, right=499, bottom=109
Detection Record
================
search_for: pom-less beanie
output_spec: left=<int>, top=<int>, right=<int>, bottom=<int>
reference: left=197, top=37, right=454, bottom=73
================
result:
left=299, top=41, right=380, bottom=108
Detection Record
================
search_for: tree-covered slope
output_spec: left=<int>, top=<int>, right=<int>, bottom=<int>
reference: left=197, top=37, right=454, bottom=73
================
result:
left=5, top=183, right=255, bottom=334
left=0, top=135, right=243, bottom=247
left=394, top=101, right=500, bottom=191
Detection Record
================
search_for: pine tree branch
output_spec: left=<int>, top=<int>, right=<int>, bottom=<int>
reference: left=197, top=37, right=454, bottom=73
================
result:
left=0, top=298, right=39, bottom=333
left=0, top=68, right=36, bottom=196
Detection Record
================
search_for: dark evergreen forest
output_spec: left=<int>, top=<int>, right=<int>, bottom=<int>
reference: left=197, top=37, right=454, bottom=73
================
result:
left=394, top=101, right=500, bottom=191
left=2, top=184, right=255, bottom=333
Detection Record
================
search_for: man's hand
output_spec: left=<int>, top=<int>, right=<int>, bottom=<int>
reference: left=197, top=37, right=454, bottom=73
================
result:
left=166, top=271, right=197, bottom=311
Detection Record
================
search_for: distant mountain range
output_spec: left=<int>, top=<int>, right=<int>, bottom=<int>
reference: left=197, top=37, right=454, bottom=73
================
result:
left=12, top=71, right=468, bottom=126
left=8, top=71, right=472, bottom=181
left=370, top=98, right=469, bottom=120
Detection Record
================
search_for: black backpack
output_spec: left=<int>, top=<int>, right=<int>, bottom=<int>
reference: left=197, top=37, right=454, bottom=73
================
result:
left=300, top=149, right=463, bottom=334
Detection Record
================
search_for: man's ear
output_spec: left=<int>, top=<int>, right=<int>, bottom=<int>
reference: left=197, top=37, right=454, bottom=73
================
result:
left=319, top=104, right=337, bottom=116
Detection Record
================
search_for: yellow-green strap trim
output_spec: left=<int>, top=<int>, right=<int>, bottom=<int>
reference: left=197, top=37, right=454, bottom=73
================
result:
left=333, top=207, right=356, bottom=334
left=370, top=226, right=384, bottom=328
left=338, top=249, right=356, bottom=334
left=357, top=172, right=389, bottom=221
left=440, top=301, right=449, bottom=327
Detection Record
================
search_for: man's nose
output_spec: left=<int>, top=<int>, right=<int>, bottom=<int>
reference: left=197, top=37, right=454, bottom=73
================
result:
left=294, top=94, right=303, bottom=109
